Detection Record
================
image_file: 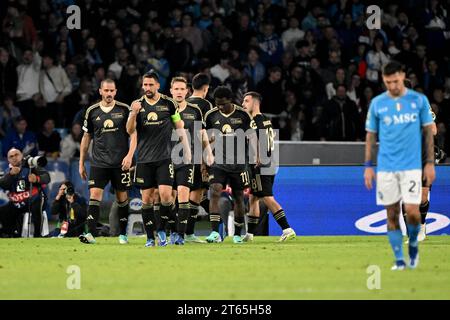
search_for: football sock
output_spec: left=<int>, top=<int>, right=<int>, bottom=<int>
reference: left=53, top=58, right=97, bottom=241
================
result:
left=186, top=200, right=199, bottom=235
left=246, top=215, right=259, bottom=235
left=177, top=202, right=190, bottom=236
left=234, top=216, right=245, bottom=236
left=117, top=199, right=129, bottom=236
left=272, top=209, right=290, bottom=230
left=420, top=201, right=429, bottom=225
left=141, top=203, right=155, bottom=240
left=387, top=229, right=404, bottom=262
left=87, top=199, right=100, bottom=236
left=407, top=223, right=421, bottom=248
left=210, top=213, right=221, bottom=232
left=160, top=202, right=173, bottom=232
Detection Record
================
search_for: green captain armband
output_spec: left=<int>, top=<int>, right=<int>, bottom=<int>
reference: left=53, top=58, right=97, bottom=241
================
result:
left=171, top=112, right=181, bottom=123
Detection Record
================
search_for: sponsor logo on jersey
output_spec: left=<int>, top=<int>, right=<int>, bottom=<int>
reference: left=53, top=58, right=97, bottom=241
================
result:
left=101, top=119, right=119, bottom=133
left=104, top=119, right=114, bottom=128
left=156, top=106, right=169, bottom=112
left=250, top=120, right=257, bottom=129
left=147, top=112, right=158, bottom=121
left=111, top=113, right=124, bottom=119
left=230, top=118, right=243, bottom=125
left=263, top=120, right=272, bottom=126
left=222, top=124, right=233, bottom=134
left=183, top=113, right=196, bottom=120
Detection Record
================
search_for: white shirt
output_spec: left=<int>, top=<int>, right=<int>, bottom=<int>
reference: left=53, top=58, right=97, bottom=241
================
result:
left=16, top=53, right=41, bottom=101
left=282, top=28, right=305, bottom=50
left=39, top=65, right=72, bottom=103
left=210, top=64, right=230, bottom=84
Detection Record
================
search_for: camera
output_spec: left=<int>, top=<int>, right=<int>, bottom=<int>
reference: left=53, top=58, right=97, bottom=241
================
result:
left=22, top=155, right=47, bottom=168
left=64, top=185, right=75, bottom=196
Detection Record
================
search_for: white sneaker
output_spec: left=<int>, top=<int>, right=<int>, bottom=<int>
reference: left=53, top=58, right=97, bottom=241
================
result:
left=418, top=224, right=426, bottom=242
left=242, top=233, right=254, bottom=242
left=279, top=228, right=296, bottom=242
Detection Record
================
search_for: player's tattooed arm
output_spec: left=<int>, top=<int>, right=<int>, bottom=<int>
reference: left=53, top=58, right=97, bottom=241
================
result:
left=79, top=133, right=91, bottom=180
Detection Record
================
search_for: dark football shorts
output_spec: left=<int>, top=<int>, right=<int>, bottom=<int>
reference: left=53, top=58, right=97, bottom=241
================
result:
left=88, top=167, right=131, bottom=191
left=133, top=159, right=174, bottom=189
left=249, top=166, right=275, bottom=197
left=208, top=166, right=250, bottom=191
left=173, top=164, right=195, bottom=189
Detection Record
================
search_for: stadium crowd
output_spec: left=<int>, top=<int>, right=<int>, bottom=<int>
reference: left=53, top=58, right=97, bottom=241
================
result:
left=1, top=0, right=450, bottom=160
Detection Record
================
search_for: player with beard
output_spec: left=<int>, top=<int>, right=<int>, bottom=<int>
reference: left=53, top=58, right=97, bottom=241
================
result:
left=241, top=91, right=296, bottom=242
left=127, top=71, right=191, bottom=247
left=79, top=79, right=136, bottom=244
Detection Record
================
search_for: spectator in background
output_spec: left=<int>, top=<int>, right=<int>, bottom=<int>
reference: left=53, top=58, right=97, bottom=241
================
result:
left=117, top=63, right=141, bottom=104
left=2, top=116, right=38, bottom=157
left=0, top=47, right=18, bottom=103
left=145, top=46, right=170, bottom=92
left=91, top=65, right=105, bottom=93
left=257, top=66, right=283, bottom=117
left=282, top=17, right=305, bottom=52
left=244, top=47, right=266, bottom=90
left=366, top=36, right=390, bottom=84
left=197, top=4, right=213, bottom=30
left=424, top=60, right=445, bottom=95
left=65, top=63, right=80, bottom=92
left=132, top=31, right=154, bottom=71
left=60, top=123, right=82, bottom=162
left=326, top=67, right=347, bottom=100
left=224, top=60, right=250, bottom=104
left=15, top=47, right=41, bottom=131
left=108, top=48, right=130, bottom=81
left=231, top=13, right=257, bottom=54
left=210, top=52, right=230, bottom=84
left=37, top=118, right=61, bottom=159
left=165, top=25, right=194, bottom=76
left=0, top=95, right=21, bottom=139
left=181, top=13, right=204, bottom=55
left=64, top=78, right=94, bottom=129
left=38, top=53, right=72, bottom=127
left=258, top=21, right=284, bottom=66
left=84, top=37, right=103, bottom=71
left=324, top=84, right=360, bottom=141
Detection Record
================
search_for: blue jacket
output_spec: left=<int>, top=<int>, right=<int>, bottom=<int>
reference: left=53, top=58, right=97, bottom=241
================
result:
left=2, top=129, right=38, bottom=157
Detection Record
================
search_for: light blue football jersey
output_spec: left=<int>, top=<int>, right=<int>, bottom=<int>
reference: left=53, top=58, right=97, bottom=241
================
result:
left=365, top=88, right=434, bottom=172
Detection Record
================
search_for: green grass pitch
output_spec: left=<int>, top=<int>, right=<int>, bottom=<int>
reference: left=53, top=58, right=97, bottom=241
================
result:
left=1, top=235, right=450, bottom=300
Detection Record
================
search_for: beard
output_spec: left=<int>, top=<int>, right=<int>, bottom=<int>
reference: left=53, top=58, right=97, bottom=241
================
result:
left=145, top=91, right=155, bottom=98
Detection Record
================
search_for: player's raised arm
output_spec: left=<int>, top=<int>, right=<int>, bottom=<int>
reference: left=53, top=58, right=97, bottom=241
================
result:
left=127, top=100, right=141, bottom=134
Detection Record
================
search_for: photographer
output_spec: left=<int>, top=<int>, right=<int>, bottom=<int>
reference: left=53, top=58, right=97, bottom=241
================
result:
left=0, top=148, right=50, bottom=237
left=51, top=181, right=87, bottom=237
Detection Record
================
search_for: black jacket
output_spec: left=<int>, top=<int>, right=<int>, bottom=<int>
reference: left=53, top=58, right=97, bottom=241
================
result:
left=0, top=166, right=50, bottom=209
left=51, top=193, right=87, bottom=224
